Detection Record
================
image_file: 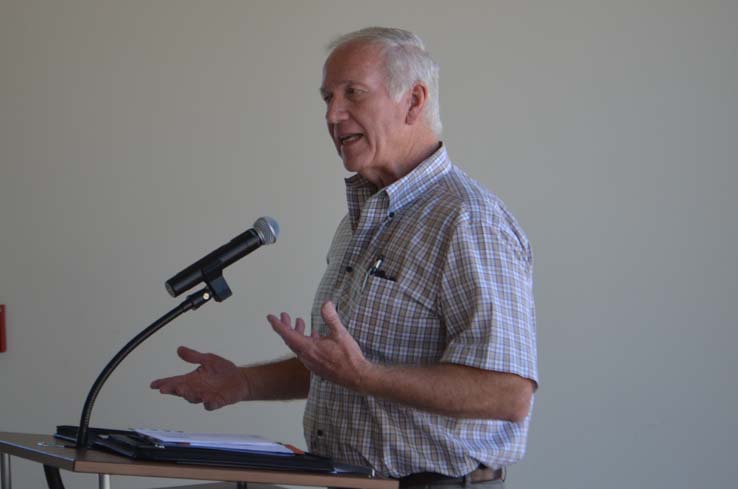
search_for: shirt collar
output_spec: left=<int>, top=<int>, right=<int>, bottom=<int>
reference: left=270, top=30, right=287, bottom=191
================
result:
left=344, top=143, right=451, bottom=228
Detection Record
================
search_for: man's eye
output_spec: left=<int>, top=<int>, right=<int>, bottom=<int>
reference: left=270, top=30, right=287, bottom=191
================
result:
left=322, top=94, right=332, bottom=103
left=346, top=87, right=362, bottom=97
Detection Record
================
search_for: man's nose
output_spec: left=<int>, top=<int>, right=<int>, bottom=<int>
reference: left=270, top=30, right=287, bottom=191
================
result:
left=325, top=98, right=348, bottom=124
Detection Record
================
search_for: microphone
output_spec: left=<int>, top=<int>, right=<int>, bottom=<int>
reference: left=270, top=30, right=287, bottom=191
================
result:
left=165, top=216, right=279, bottom=298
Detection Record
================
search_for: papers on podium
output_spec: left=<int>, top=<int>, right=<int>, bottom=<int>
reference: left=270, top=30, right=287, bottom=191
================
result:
left=133, top=428, right=296, bottom=454
left=54, top=425, right=373, bottom=474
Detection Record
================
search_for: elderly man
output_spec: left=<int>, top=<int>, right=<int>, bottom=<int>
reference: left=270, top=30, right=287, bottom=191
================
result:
left=152, top=27, right=538, bottom=488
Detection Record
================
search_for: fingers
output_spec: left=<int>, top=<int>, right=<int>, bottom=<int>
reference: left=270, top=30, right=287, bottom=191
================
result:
left=151, top=377, right=212, bottom=407
left=295, top=317, right=306, bottom=335
left=266, top=313, right=307, bottom=335
left=150, top=374, right=189, bottom=394
left=151, top=346, right=210, bottom=392
left=177, top=345, right=208, bottom=364
left=151, top=346, right=233, bottom=411
left=204, top=393, right=227, bottom=411
left=175, top=384, right=202, bottom=404
left=152, top=381, right=228, bottom=411
left=266, top=314, right=281, bottom=329
left=267, top=312, right=310, bottom=355
left=267, top=313, right=297, bottom=341
left=150, top=376, right=177, bottom=389
left=320, top=301, right=345, bottom=336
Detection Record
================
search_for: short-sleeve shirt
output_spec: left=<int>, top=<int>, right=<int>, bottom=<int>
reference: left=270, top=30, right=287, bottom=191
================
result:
left=303, top=145, right=538, bottom=477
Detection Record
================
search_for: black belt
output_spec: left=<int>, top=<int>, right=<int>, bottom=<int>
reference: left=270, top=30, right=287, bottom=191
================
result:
left=398, top=467, right=505, bottom=488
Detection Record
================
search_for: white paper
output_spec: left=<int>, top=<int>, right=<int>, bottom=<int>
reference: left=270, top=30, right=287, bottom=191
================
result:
left=133, top=428, right=293, bottom=454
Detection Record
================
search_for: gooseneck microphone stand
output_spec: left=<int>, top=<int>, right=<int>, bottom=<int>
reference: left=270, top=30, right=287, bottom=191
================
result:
left=43, top=272, right=234, bottom=489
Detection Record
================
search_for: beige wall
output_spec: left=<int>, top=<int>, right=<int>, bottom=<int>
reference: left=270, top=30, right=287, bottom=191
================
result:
left=1, top=1, right=737, bottom=488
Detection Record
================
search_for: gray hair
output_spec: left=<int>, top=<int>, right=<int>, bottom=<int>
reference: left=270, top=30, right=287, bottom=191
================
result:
left=328, top=27, right=442, bottom=136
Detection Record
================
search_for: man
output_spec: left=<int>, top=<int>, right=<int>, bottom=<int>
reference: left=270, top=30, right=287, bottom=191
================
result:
left=151, top=27, right=538, bottom=488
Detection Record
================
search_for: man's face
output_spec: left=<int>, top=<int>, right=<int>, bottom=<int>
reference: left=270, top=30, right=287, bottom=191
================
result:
left=320, top=42, right=410, bottom=184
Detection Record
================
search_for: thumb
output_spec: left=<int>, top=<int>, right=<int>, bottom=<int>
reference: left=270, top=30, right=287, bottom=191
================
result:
left=320, top=301, right=344, bottom=335
left=177, top=346, right=208, bottom=365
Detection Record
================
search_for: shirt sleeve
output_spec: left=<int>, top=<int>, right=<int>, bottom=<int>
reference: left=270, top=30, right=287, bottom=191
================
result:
left=439, top=210, right=539, bottom=386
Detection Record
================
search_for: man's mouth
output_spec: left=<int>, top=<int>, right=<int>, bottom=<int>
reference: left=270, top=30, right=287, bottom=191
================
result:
left=339, top=133, right=363, bottom=146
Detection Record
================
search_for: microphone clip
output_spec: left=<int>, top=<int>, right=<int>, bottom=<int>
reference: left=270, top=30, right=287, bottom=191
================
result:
left=201, top=260, right=233, bottom=302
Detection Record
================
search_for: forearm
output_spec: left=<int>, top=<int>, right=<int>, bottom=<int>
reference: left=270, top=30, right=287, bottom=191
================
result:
left=358, top=362, right=534, bottom=422
left=242, top=356, right=311, bottom=401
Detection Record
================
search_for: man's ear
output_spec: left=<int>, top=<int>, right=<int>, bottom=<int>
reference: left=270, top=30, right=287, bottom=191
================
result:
left=405, top=82, right=429, bottom=125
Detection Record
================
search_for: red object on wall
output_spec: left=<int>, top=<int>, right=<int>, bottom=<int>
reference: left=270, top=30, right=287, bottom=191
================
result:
left=0, top=304, right=6, bottom=352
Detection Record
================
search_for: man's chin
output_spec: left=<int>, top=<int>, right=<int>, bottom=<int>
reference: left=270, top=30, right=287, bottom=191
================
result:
left=341, top=156, right=364, bottom=174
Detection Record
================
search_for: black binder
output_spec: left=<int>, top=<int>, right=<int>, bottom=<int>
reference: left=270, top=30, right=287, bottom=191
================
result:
left=55, top=426, right=338, bottom=473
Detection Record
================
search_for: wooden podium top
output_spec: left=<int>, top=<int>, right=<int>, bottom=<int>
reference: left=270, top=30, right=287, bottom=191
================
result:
left=0, top=432, right=397, bottom=489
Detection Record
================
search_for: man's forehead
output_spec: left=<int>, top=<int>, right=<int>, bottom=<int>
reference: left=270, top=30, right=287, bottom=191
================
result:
left=321, top=43, right=386, bottom=90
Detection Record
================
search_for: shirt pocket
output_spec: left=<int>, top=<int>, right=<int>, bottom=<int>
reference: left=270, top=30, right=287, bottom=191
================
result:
left=350, top=275, right=443, bottom=365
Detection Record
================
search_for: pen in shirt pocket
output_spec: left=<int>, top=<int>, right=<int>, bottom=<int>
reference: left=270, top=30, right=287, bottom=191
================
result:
left=361, top=255, right=384, bottom=293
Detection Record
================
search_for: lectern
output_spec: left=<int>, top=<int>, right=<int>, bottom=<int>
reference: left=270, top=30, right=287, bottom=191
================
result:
left=0, top=432, right=397, bottom=489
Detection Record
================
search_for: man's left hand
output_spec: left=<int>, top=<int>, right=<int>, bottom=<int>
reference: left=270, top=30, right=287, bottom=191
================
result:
left=267, top=301, right=372, bottom=392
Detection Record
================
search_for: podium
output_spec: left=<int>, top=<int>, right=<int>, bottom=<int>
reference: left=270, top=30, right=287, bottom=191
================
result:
left=0, top=432, right=397, bottom=489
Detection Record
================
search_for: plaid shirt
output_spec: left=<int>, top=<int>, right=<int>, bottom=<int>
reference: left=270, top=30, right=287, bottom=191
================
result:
left=303, top=145, right=538, bottom=477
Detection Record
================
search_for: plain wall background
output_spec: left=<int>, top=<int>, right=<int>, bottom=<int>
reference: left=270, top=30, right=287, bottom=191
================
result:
left=2, top=1, right=737, bottom=488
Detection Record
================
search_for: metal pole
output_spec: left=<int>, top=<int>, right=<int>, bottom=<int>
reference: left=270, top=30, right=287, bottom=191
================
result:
left=1, top=453, right=11, bottom=489
left=98, top=474, right=110, bottom=489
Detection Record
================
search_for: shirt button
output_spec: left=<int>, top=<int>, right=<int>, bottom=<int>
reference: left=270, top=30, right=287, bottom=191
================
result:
left=317, top=429, right=324, bottom=437
left=345, top=266, right=354, bottom=273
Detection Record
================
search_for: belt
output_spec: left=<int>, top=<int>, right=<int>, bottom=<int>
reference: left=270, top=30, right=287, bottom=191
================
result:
left=398, top=467, right=505, bottom=488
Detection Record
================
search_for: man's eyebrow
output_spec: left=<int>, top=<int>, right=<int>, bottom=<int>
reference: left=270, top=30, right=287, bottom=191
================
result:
left=319, top=80, right=360, bottom=93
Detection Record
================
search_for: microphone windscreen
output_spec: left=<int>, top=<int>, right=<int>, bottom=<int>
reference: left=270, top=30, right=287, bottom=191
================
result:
left=254, top=216, right=279, bottom=245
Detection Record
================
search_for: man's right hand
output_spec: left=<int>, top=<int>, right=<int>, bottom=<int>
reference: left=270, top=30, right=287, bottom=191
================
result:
left=150, top=346, right=250, bottom=411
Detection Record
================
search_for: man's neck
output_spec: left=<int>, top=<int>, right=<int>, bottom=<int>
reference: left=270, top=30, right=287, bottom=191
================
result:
left=369, top=137, right=442, bottom=188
